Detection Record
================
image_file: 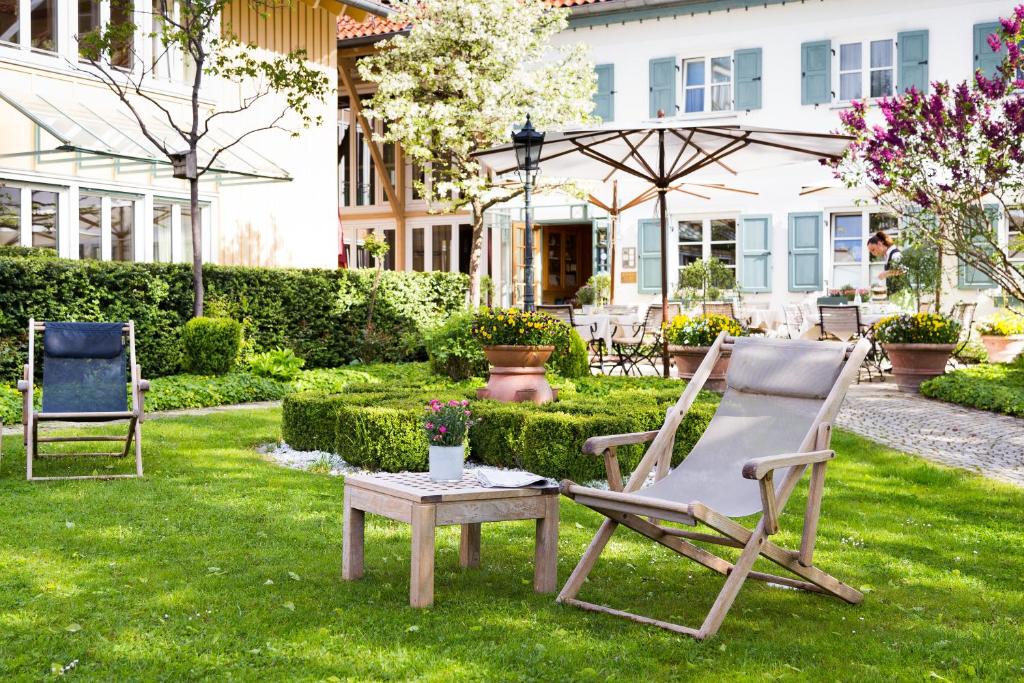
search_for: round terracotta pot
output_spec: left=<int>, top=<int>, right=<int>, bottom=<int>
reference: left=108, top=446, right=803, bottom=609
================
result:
left=882, top=343, right=955, bottom=392
left=669, top=345, right=730, bottom=391
left=980, top=335, right=1024, bottom=364
left=482, top=345, right=554, bottom=368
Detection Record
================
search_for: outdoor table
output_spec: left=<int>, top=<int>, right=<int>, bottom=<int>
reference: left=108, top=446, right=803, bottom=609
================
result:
left=737, top=305, right=784, bottom=334
left=341, top=471, right=560, bottom=608
left=574, top=312, right=639, bottom=349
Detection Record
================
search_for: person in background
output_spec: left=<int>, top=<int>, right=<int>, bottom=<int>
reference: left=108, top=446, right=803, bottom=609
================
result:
left=867, top=231, right=907, bottom=295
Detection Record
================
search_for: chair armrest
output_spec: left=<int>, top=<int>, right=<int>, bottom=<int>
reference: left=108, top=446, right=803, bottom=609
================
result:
left=16, top=380, right=29, bottom=393
left=582, top=430, right=660, bottom=455
left=138, top=379, right=151, bottom=392
left=742, top=450, right=835, bottom=481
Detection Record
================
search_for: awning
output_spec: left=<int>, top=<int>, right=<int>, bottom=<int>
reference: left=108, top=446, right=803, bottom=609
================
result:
left=0, top=88, right=291, bottom=183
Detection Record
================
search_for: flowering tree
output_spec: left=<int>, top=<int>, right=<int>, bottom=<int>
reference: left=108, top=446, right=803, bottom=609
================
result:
left=79, top=0, right=331, bottom=316
left=832, top=7, right=1024, bottom=307
left=358, top=0, right=596, bottom=307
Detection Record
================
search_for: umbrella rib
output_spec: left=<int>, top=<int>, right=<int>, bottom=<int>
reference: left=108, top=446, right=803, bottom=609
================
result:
left=687, top=182, right=759, bottom=197
left=682, top=136, right=738, bottom=176
left=601, top=130, right=655, bottom=183
left=487, top=130, right=626, bottom=176
left=620, top=130, right=659, bottom=179
left=571, top=140, right=654, bottom=184
left=669, top=135, right=749, bottom=183
left=697, top=127, right=847, bottom=160
left=666, top=128, right=696, bottom=178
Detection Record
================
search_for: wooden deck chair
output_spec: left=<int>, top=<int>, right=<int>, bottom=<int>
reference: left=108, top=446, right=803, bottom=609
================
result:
left=558, top=334, right=870, bottom=640
left=18, top=320, right=149, bottom=482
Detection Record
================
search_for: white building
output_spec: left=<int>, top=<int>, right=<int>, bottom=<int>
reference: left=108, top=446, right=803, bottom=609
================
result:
left=0, top=0, right=387, bottom=269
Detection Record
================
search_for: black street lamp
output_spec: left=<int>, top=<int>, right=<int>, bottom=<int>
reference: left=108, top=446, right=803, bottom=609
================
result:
left=511, top=115, right=545, bottom=311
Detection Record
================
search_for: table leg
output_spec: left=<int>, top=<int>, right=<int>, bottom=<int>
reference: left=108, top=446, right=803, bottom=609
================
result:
left=460, top=523, right=482, bottom=569
left=341, top=487, right=364, bottom=581
left=410, top=504, right=436, bottom=607
left=534, top=495, right=559, bottom=593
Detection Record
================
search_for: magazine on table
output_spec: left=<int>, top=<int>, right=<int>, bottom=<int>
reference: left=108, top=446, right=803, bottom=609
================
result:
left=475, top=467, right=551, bottom=488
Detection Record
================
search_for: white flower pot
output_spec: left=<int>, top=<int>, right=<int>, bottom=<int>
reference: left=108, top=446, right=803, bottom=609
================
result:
left=580, top=304, right=595, bottom=314
left=428, top=445, right=465, bottom=482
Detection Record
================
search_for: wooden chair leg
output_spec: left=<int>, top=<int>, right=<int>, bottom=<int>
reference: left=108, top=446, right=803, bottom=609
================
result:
left=698, top=525, right=765, bottom=639
left=557, top=518, right=617, bottom=603
left=134, top=419, right=144, bottom=477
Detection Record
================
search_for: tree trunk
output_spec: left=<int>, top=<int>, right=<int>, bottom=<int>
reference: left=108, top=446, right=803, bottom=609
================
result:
left=467, top=197, right=485, bottom=309
left=190, top=176, right=204, bottom=318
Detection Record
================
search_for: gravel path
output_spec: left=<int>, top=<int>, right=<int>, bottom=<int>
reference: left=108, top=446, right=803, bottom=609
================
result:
left=838, top=382, right=1024, bottom=487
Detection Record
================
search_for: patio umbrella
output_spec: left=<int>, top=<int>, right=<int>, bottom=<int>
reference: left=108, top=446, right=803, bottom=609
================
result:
left=474, top=122, right=854, bottom=376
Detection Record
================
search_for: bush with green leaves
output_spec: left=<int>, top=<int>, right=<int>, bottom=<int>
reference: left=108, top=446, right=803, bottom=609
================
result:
left=546, top=328, right=589, bottom=378
left=181, top=317, right=243, bottom=375
left=247, top=348, right=305, bottom=381
left=424, top=312, right=488, bottom=380
left=0, top=254, right=468, bottom=383
left=676, top=258, right=735, bottom=306
left=921, top=363, right=1024, bottom=416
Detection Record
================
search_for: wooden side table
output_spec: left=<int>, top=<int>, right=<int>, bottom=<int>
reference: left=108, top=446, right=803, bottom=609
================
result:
left=342, top=471, right=560, bottom=608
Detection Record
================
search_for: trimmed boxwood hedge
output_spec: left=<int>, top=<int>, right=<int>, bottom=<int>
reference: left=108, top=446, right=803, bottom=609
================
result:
left=0, top=255, right=467, bottom=384
left=281, top=370, right=718, bottom=481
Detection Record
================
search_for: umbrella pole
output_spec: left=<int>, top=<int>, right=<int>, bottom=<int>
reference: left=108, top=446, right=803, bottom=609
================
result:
left=658, top=130, right=670, bottom=378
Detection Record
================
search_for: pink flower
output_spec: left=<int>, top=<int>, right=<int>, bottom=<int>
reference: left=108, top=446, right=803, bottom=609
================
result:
left=425, top=422, right=433, bottom=430
left=461, top=400, right=469, bottom=406
left=439, top=426, right=447, bottom=434
left=464, top=410, right=471, bottom=416
left=988, top=33, right=1003, bottom=52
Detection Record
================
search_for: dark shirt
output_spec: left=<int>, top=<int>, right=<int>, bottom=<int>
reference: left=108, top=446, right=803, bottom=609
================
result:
left=885, top=246, right=907, bottom=295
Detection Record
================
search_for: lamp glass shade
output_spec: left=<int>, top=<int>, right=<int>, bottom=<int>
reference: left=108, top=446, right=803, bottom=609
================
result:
left=511, top=117, right=545, bottom=173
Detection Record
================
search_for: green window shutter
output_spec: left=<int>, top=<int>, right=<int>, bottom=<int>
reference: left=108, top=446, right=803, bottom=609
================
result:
left=734, top=48, right=763, bottom=111
left=649, top=57, right=677, bottom=118
left=593, top=64, right=615, bottom=122
left=974, top=22, right=1004, bottom=80
left=958, top=205, right=998, bottom=289
left=788, top=212, right=822, bottom=292
left=739, top=215, right=772, bottom=292
left=637, top=219, right=662, bottom=293
left=897, top=30, right=929, bottom=93
left=801, top=40, right=831, bottom=105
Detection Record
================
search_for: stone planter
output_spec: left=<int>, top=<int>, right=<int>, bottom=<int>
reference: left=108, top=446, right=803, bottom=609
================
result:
left=428, top=445, right=465, bottom=482
left=670, top=345, right=730, bottom=391
left=882, top=343, right=955, bottom=392
left=477, top=345, right=556, bottom=404
left=980, top=335, right=1024, bottom=364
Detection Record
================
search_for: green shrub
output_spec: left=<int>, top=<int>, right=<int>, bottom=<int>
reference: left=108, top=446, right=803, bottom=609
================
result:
left=248, top=348, right=305, bottom=381
left=0, top=245, right=57, bottom=259
left=425, top=311, right=488, bottom=380
left=547, top=329, right=589, bottom=378
left=181, top=317, right=243, bottom=375
left=921, top=363, right=1024, bottom=416
left=145, top=372, right=291, bottom=412
left=0, top=256, right=468, bottom=383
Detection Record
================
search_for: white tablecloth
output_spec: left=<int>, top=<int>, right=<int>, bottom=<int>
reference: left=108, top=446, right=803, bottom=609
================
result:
left=574, top=313, right=639, bottom=349
left=738, top=305, right=786, bottom=333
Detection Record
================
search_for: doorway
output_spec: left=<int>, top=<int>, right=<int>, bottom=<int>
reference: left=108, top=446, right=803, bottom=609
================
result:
left=541, top=223, right=593, bottom=304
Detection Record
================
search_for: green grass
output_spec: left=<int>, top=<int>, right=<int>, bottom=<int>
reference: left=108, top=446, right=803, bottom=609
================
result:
left=1, top=409, right=1023, bottom=680
left=921, top=362, right=1024, bottom=416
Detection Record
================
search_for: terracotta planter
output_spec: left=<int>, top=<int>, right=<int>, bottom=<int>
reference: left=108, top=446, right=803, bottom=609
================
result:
left=980, top=335, right=1024, bottom=363
left=670, top=345, right=730, bottom=391
left=882, top=343, right=955, bottom=392
left=478, top=345, right=556, bottom=404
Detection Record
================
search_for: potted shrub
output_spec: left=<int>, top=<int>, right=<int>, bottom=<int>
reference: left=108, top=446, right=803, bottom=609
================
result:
left=471, top=308, right=569, bottom=403
left=423, top=399, right=476, bottom=482
left=575, top=284, right=597, bottom=313
left=663, top=313, right=746, bottom=390
left=874, top=313, right=962, bottom=392
left=587, top=273, right=611, bottom=309
left=977, top=311, right=1024, bottom=363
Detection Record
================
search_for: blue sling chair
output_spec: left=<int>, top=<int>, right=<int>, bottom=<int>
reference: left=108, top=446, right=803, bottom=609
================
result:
left=18, top=320, right=149, bottom=481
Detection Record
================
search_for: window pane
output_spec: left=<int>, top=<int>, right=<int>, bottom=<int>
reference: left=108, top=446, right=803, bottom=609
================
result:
left=870, top=68, right=893, bottom=98
left=412, top=227, right=424, bottom=271
left=111, top=197, right=134, bottom=261
left=833, top=214, right=862, bottom=239
left=870, top=39, right=893, bottom=68
left=840, top=73, right=862, bottom=101
left=179, top=204, right=193, bottom=263
left=109, top=0, right=134, bottom=68
left=710, top=242, right=735, bottom=267
left=710, top=219, right=736, bottom=242
left=382, top=141, right=396, bottom=204
left=684, top=88, right=704, bottom=113
left=30, top=0, right=57, bottom=52
left=78, top=194, right=101, bottom=259
left=78, top=0, right=99, bottom=57
left=840, top=43, right=861, bottom=71
left=834, top=239, right=862, bottom=263
left=833, top=264, right=863, bottom=289
left=153, top=202, right=172, bottom=262
left=685, top=60, right=705, bottom=86
left=383, top=229, right=396, bottom=270
left=711, top=56, right=731, bottom=83
left=0, top=187, right=19, bottom=246
left=0, top=0, right=19, bottom=45
left=355, top=125, right=375, bottom=206
left=678, top=220, right=702, bottom=242
left=711, top=84, right=730, bottom=111
left=869, top=213, right=898, bottom=233
left=432, top=224, right=451, bottom=272
left=678, top=243, right=702, bottom=266
left=31, top=190, right=58, bottom=250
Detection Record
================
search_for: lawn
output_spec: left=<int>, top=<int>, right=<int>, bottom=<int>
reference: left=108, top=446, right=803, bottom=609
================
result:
left=1, top=409, right=1022, bottom=681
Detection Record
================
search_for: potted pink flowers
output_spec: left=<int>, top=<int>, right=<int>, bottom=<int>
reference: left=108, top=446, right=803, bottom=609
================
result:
left=423, top=399, right=476, bottom=482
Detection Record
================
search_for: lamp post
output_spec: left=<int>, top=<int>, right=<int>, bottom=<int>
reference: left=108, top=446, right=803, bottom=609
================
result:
left=512, top=115, right=545, bottom=312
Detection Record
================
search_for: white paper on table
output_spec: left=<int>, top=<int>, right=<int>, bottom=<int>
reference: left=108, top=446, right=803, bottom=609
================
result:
left=475, top=467, right=550, bottom=488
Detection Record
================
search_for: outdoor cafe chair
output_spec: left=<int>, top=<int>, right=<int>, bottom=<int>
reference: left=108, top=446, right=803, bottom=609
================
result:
left=701, top=302, right=738, bottom=321
left=558, top=335, right=871, bottom=639
left=610, top=303, right=679, bottom=375
left=782, top=304, right=806, bottom=339
left=818, top=305, right=883, bottom=381
left=537, top=304, right=605, bottom=371
left=18, top=320, right=149, bottom=481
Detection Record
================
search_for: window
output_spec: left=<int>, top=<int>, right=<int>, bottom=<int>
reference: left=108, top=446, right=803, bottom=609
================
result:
left=1008, top=208, right=1024, bottom=264
left=179, top=202, right=193, bottom=263
left=432, top=224, right=452, bottom=272
left=31, top=189, right=58, bottom=249
left=153, top=201, right=172, bottom=262
left=683, top=56, right=732, bottom=113
left=108, top=0, right=132, bottom=68
left=412, top=226, right=424, bottom=271
left=381, top=140, right=396, bottom=204
left=831, top=211, right=897, bottom=288
left=30, top=0, right=57, bottom=51
left=0, top=187, right=19, bottom=245
left=839, top=39, right=894, bottom=101
left=676, top=217, right=737, bottom=276
left=79, top=194, right=102, bottom=259
left=867, top=213, right=898, bottom=282
left=1, top=0, right=19, bottom=45
left=110, top=196, right=134, bottom=260
left=354, top=125, right=375, bottom=206
left=338, top=115, right=351, bottom=206
left=78, top=0, right=99, bottom=58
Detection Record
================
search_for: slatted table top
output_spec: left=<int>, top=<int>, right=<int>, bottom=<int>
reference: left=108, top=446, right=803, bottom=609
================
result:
left=344, top=470, right=559, bottom=504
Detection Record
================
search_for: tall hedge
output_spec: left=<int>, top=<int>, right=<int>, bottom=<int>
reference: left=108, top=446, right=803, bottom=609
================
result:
left=0, top=256, right=467, bottom=383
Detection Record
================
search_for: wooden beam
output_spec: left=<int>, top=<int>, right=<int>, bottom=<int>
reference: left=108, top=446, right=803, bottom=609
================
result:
left=338, top=58, right=401, bottom=210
